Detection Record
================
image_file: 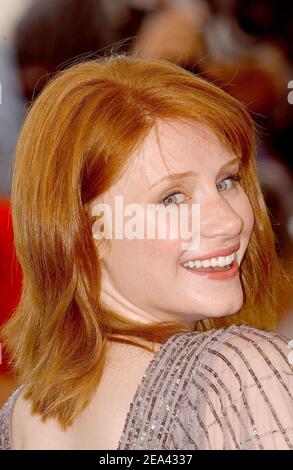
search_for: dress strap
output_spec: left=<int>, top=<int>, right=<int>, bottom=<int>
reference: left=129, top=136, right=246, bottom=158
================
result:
left=0, top=384, right=26, bottom=450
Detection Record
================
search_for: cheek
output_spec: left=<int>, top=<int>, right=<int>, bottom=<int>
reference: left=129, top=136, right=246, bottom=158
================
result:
left=138, top=238, right=183, bottom=269
left=232, top=191, right=255, bottom=237
left=103, top=238, right=182, bottom=298
left=242, top=194, right=255, bottom=235
left=105, top=237, right=182, bottom=273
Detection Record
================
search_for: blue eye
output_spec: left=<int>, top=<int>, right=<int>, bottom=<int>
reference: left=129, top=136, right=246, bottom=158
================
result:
left=159, top=174, right=241, bottom=206
left=160, top=192, right=187, bottom=207
left=217, top=174, right=242, bottom=192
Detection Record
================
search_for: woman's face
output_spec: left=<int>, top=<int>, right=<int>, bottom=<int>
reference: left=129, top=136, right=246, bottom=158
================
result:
left=92, top=119, right=254, bottom=325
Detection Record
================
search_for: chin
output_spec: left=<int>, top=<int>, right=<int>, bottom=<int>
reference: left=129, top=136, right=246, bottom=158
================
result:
left=198, top=293, right=244, bottom=320
left=212, top=299, right=243, bottom=318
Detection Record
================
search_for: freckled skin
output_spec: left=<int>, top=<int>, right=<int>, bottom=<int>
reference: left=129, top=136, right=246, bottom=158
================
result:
left=92, top=119, right=255, bottom=325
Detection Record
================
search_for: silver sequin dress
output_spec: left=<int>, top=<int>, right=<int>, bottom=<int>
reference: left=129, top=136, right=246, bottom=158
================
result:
left=1, top=324, right=293, bottom=450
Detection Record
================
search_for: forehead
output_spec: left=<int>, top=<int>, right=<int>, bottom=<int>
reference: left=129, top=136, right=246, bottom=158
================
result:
left=102, top=119, right=236, bottom=203
left=129, top=119, right=234, bottom=183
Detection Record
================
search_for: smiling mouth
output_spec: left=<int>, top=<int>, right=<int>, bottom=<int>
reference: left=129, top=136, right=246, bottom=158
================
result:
left=182, top=250, right=238, bottom=270
left=185, top=263, right=233, bottom=273
left=181, top=259, right=239, bottom=280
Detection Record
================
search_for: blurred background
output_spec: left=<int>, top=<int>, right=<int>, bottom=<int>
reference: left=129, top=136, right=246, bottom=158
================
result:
left=0, top=0, right=293, bottom=405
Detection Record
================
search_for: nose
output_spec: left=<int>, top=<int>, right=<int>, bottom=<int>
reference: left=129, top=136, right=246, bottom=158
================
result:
left=199, top=195, right=244, bottom=239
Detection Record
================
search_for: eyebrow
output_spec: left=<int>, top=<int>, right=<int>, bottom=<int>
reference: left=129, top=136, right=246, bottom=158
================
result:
left=149, top=157, right=240, bottom=189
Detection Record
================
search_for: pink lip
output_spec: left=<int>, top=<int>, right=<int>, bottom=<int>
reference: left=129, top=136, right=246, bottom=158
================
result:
left=182, top=242, right=240, bottom=263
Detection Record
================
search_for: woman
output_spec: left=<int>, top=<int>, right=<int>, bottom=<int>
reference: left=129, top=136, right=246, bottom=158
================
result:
left=0, top=55, right=292, bottom=450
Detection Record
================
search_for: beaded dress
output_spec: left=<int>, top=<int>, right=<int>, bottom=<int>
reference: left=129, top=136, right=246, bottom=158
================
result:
left=1, top=324, right=293, bottom=450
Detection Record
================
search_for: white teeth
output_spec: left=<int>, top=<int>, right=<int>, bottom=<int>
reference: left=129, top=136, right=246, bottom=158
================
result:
left=202, top=259, right=211, bottom=268
left=218, top=256, right=226, bottom=267
left=226, top=253, right=236, bottom=264
left=183, top=251, right=237, bottom=269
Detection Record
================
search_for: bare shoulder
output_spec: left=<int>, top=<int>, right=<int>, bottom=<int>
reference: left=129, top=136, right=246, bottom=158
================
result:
left=0, top=384, right=28, bottom=450
left=9, top=342, right=160, bottom=450
left=11, top=385, right=71, bottom=450
left=11, top=385, right=34, bottom=449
